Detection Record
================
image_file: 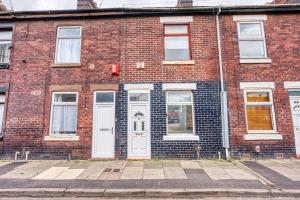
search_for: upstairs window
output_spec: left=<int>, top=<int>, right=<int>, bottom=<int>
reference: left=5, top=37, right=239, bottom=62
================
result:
left=55, top=27, right=81, bottom=64
left=0, top=94, right=5, bottom=132
left=244, top=90, right=276, bottom=133
left=164, top=24, right=191, bottom=61
left=50, top=93, right=78, bottom=135
left=0, top=30, right=12, bottom=64
left=238, top=22, right=267, bottom=58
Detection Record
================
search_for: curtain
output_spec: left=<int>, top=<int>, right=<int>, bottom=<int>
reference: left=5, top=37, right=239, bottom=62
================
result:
left=52, top=105, right=77, bottom=134
left=57, top=39, right=80, bottom=63
left=0, top=43, right=10, bottom=63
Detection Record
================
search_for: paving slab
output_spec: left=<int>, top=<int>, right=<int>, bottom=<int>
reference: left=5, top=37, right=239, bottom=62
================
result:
left=162, top=160, right=181, bottom=167
left=126, top=161, right=144, bottom=167
left=180, top=160, right=201, bottom=169
left=224, top=168, right=257, bottom=180
left=55, top=169, right=85, bottom=180
left=143, top=169, right=164, bottom=179
left=163, top=167, right=187, bottom=179
left=99, top=171, right=122, bottom=180
left=0, top=162, right=28, bottom=176
left=0, top=161, right=11, bottom=168
left=33, top=167, right=69, bottom=180
left=144, top=160, right=163, bottom=169
left=121, top=167, right=143, bottom=180
left=107, top=161, right=127, bottom=169
left=76, top=162, right=106, bottom=180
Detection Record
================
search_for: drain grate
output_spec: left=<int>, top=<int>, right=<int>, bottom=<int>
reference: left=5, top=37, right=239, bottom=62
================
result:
left=104, top=168, right=120, bottom=173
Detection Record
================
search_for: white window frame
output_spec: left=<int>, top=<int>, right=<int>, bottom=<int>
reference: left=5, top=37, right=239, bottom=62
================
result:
left=166, top=91, right=195, bottom=135
left=0, top=29, right=12, bottom=64
left=55, top=26, right=82, bottom=64
left=237, top=21, right=268, bottom=59
left=49, top=92, right=79, bottom=136
left=243, top=89, right=277, bottom=134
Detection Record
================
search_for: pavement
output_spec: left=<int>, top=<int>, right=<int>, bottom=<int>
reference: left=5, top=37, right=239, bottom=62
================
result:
left=0, top=159, right=298, bottom=198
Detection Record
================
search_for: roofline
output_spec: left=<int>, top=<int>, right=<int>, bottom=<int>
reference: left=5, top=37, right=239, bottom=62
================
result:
left=0, top=4, right=299, bottom=20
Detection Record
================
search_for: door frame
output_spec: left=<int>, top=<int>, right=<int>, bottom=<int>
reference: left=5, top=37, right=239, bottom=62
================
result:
left=127, top=90, right=151, bottom=159
left=92, top=91, right=116, bottom=158
left=289, top=91, right=300, bottom=156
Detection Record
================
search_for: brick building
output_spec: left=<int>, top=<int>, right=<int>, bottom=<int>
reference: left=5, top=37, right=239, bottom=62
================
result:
left=0, top=0, right=299, bottom=160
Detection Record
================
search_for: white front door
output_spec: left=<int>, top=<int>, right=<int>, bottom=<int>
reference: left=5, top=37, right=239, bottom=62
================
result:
left=92, top=91, right=115, bottom=158
left=289, top=93, right=300, bottom=156
left=128, top=91, right=151, bottom=159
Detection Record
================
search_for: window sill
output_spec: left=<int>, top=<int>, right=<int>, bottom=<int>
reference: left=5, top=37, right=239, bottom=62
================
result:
left=44, top=135, right=79, bottom=141
left=163, top=135, right=199, bottom=141
left=163, top=60, right=195, bottom=65
left=0, top=63, right=10, bottom=69
left=240, top=58, right=272, bottom=64
left=244, top=134, right=282, bottom=141
left=51, top=63, right=82, bottom=68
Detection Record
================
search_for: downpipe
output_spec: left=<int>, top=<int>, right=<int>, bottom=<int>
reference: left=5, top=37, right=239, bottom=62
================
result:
left=216, top=7, right=230, bottom=160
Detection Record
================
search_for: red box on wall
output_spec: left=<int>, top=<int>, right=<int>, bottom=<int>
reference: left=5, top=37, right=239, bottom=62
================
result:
left=112, top=64, right=120, bottom=76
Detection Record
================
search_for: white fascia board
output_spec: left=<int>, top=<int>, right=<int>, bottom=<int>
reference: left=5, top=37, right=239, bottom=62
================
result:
left=160, top=16, right=193, bottom=24
left=162, top=83, right=197, bottom=90
left=240, top=82, right=275, bottom=89
left=233, top=15, right=267, bottom=21
left=124, top=84, right=154, bottom=91
left=0, top=96, right=5, bottom=103
left=284, top=82, right=300, bottom=89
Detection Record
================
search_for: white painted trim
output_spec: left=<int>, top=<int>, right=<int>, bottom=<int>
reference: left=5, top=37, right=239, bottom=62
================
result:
left=233, top=15, right=267, bottom=22
left=244, top=134, right=282, bottom=141
left=240, top=58, right=272, bottom=64
left=44, top=135, right=79, bottom=141
left=163, top=83, right=196, bottom=90
left=124, top=84, right=154, bottom=91
left=0, top=95, right=5, bottom=103
left=160, top=16, right=193, bottom=23
left=163, top=60, right=195, bottom=65
left=240, top=82, right=275, bottom=89
left=163, top=135, right=199, bottom=141
left=284, top=82, right=300, bottom=89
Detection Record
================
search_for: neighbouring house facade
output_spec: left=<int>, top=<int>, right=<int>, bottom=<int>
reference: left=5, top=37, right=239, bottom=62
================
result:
left=0, top=0, right=299, bottom=160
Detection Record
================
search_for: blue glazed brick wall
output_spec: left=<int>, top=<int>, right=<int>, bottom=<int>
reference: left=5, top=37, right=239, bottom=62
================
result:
left=119, top=81, right=223, bottom=159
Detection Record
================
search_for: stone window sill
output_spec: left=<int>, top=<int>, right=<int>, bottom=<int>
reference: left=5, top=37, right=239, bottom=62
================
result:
left=244, top=134, right=282, bottom=141
left=163, top=135, right=199, bottom=141
left=240, top=58, right=272, bottom=64
left=51, top=63, right=82, bottom=68
left=44, top=135, right=79, bottom=141
left=162, top=60, right=195, bottom=65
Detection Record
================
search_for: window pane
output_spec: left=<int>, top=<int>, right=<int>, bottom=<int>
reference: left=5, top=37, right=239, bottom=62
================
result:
left=0, top=31, right=12, bottom=40
left=0, top=42, right=11, bottom=63
left=240, top=41, right=265, bottom=57
left=165, top=25, right=188, bottom=34
left=56, top=38, right=81, bottom=63
left=54, top=94, right=77, bottom=103
left=52, top=105, right=77, bottom=134
left=168, top=92, right=192, bottom=103
left=0, top=104, right=4, bottom=132
left=168, top=105, right=193, bottom=134
left=59, top=28, right=81, bottom=37
left=129, top=93, right=148, bottom=101
left=96, top=92, right=114, bottom=103
left=246, top=92, right=270, bottom=102
left=165, top=36, right=189, bottom=61
left=246, top=105, right=273, bottom=130
left=239, top=23, right=262, bottom=38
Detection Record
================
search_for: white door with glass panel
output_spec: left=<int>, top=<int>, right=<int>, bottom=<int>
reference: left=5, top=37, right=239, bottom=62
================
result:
left=128, top=92, right=151, bottom=158
left=0, top=95, right=5, bottom=132
left=93, top=92, right=115, bottom=158
left=289, top=92, right=300, bottom=156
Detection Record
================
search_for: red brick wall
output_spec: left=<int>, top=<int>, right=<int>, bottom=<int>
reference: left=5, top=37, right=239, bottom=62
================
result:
left=222, top=14, right=300, bottom=158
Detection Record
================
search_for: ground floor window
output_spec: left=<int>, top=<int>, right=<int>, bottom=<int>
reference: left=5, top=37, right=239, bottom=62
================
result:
left=50, top=92, right=78, bottom=135
left=244, top=90, right=276, bottom=132
left=166, top=91, right=194, bottom=134
left=0, top=94, right=5, bottom=132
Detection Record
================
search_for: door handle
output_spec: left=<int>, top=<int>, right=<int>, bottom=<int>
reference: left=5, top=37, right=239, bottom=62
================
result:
left=100, top=128, right=110, bottom=131
left=111, top=127, right=114, bottom=134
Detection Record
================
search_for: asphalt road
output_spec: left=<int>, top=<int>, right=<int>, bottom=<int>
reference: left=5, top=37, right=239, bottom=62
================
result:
left=0, top=198, right=299, bottom=200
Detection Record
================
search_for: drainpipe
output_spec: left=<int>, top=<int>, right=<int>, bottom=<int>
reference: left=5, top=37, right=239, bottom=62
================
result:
left=216, top=7, right=230, bottom=159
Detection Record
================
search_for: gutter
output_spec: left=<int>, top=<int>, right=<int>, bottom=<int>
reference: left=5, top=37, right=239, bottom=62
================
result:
left=216, top=7, right=230, bottom=160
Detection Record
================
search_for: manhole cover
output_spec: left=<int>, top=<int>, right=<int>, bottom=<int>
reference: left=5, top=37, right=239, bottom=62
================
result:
left=104, top=168, right=112, bottom=172
left=113, top=169, right=120, bottom=172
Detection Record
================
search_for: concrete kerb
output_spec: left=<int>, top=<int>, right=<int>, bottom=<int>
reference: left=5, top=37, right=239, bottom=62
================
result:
left=0, top=188, right=300, bottom=198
